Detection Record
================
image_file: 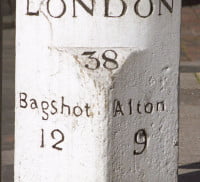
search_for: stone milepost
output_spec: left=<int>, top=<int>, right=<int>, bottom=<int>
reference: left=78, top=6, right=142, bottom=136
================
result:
left=15, top=0, right=181, bottom=181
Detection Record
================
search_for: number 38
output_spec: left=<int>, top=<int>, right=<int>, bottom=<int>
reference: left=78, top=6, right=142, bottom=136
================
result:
left=82, top=50, right=119, bottom=71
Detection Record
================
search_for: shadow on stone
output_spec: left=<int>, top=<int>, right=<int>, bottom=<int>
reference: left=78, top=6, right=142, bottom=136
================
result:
left=182, top=0, right=200, bottom=6
left=179, top=162, right=200, bottom=182
left=179, top=171, right=200, bottom=182
left=179, top=162, right=200, bottom=169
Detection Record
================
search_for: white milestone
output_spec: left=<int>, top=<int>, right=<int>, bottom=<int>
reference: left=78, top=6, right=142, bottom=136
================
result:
left=15, top=0, right=181, bottom=181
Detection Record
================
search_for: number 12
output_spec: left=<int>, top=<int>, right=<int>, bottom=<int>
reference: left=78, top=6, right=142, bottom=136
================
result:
left=40, top=129, right=64, bottom=151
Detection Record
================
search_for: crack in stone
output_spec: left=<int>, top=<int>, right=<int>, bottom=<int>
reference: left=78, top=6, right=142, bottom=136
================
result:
left=39, top=0, right=53, bottom=44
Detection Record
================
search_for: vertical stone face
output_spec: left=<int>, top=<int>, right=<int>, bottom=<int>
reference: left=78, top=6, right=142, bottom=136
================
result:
left=15, top=0, right=181, bottom=182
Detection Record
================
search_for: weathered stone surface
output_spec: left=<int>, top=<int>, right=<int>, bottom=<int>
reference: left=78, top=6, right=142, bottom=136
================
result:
left=15, top=0, right=181, bottom=181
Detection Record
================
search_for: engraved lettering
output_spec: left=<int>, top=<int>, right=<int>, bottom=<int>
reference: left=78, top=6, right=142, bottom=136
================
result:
left=19, top=92, right=92, bottom=120
left=41, top=129, right=65, bottom=151
left=129, top=99, right=132, bottom=115
left=102, top=50, right=119, bottom=70
left=134, top=129, right=147, bottom=155
left=113, top=99, right=124, bottom=117
left=40, top=129, right=44, bottom=148
left=104, top=0, right=127, bottom=18
left=61, top=96, right=71, bottom=115
left=26, top=0, right=175, bottom=18
left=51, top=100, right=58, bottom=115
left=30, top=99, right=38, bottom=109
left=113, top=99, right=166, bottom=116
left=73, top=106, right=83, bottom=117
left=82, top=50, right=119, bottom=71
left=82, top=51, right=100, bottom=70
left=51, top=129, right=64, bottom=151
left=159, top=0, right=173, bottom=15
left=41, top=101, right=49, bottom=120
left=157, top=101, right=165, bottom=111
left=144, top=103, right=153, bottom=114
left=73, top=0, right=94, bottom=17
left=134, top=0, right=153, bottom=18
left=26, top=0, right=39, bottom=16
left=47, top=0, right=66, bottom=18
left=20, top=93, right=28, bottom=108
left=85, top=103, right=91, bottom=117
left=137, top=101, right=142, bottom=114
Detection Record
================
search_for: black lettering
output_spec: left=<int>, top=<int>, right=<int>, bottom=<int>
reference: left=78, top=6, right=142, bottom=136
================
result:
left=61, top=97, right=70, bottom=115
left=145, top=103, right=153, bottom=113
left=128, top=99, right=133, bottom=115
left=73, top=0, right=94, bottom=17
left=51, top=100, right=58, bottom=115
left=30, top=99, right=38, bottom=109
left=137, top=101, right=142, bottom=114
left=85, top=103, right=91, bottom=117
left=157, top=101, right=165, bottom=111
left=20, top=93, right=28, bottom=108
left=26, top=0, right=39, bottom=16
left=105, top=0, right=127, bottom=17
left=134, top=0, right=153, bottom=18
left=102, top=50, right=119, bottom=70
left=47, top=0, right=66, bottom=18
left=82, top=51, right=100, bottom=70
left=73, top=106, right=83, bottom=117
left=159, top=0, right=173, bottom=15
left=113, top=99, right=124, bottom=117
left=40, top=129, right=44, bottom=148
left=51, top=129, right=64, bottom=151
left=134, top=129, right=147, bottom=155
left=41, top=101, right=49, bottom=120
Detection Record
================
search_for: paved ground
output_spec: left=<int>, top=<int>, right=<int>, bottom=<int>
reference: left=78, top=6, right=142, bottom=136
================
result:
left=178, top=4, right=200, bottom=181
left=1, top=3, right=200, bottom=182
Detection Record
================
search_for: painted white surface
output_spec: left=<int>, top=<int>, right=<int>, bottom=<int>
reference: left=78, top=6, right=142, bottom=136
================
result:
left=15, top=0, right=181, bottom=181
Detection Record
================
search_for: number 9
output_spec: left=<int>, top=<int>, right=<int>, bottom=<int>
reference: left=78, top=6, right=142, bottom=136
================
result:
left=133, top=129, right=147, bottom=155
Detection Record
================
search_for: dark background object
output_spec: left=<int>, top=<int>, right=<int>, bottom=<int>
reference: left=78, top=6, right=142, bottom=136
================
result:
left=2, top=0, right=15, bottom=15
left=182, top=0, right=200, bottom=6
left=0, top=0, right=3, bottom=180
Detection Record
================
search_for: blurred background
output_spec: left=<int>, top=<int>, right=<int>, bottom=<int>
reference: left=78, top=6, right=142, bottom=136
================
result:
left=1, top=0, right=200, bottom=181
